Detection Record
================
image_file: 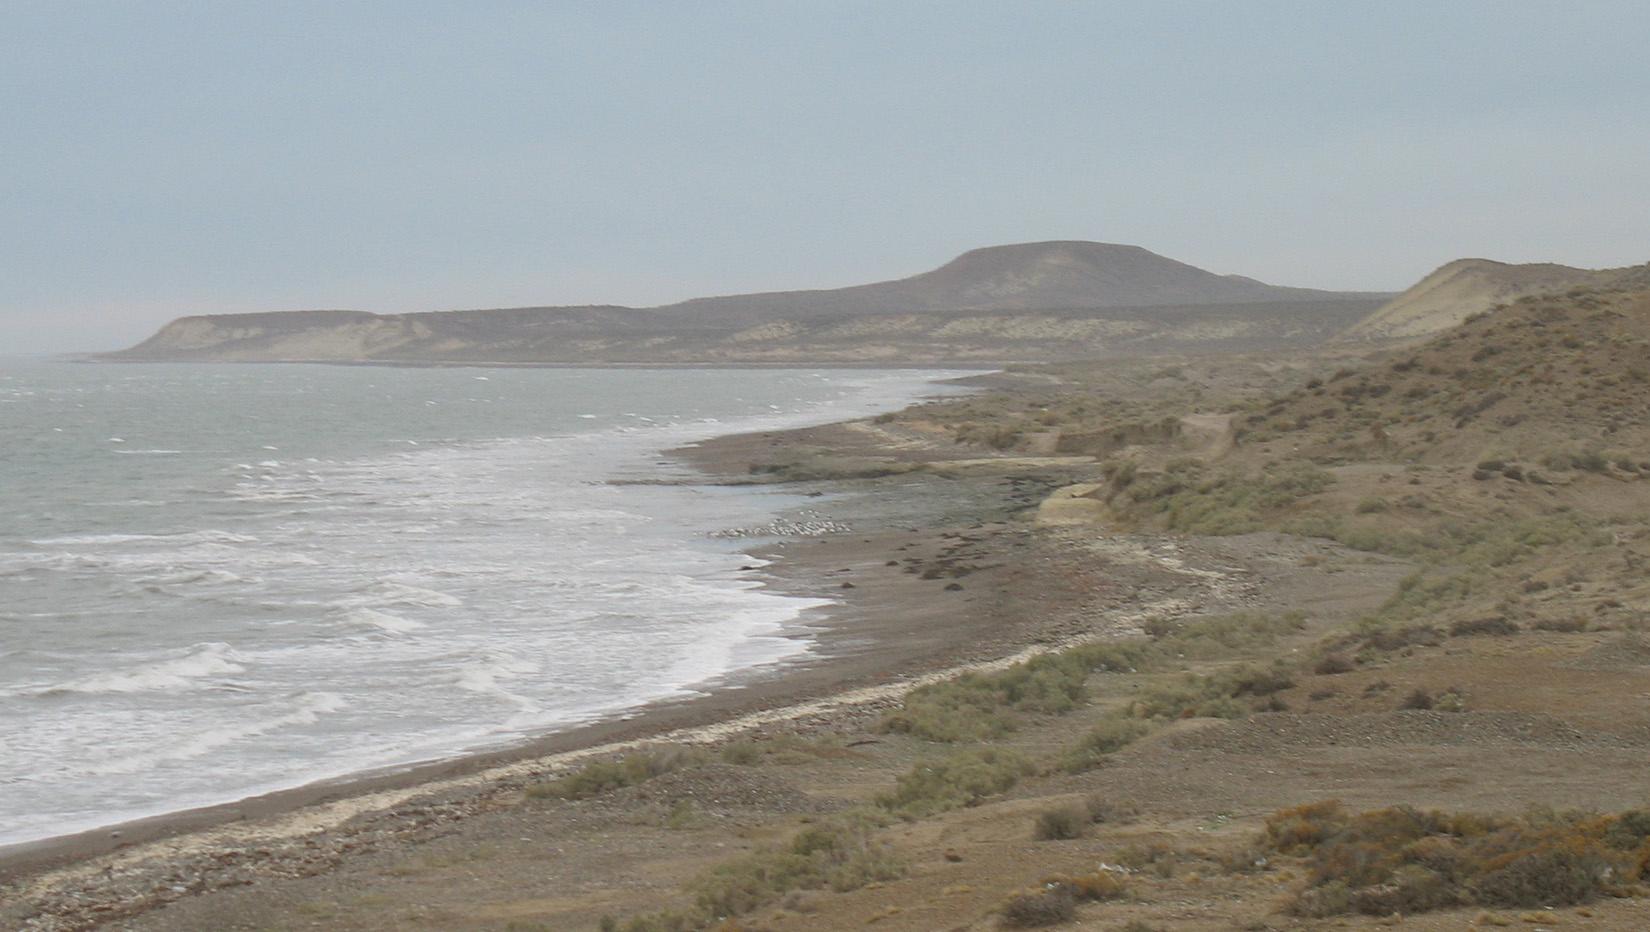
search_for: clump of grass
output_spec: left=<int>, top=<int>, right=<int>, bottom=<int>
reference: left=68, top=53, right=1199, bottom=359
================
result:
left=1033, top=803, right=1089, bottom=840
left=527, top=747, right=705, bottom=800
left=1314, top=653, right=1355, bottom=675
left=1263, top=800, right=1650, bottom=916
left=1533, top=616, right=1589, bottom=633
left=1144, top=611, right=1308, bottom=659
left=1000, top=872, right=1127, bottom=927
left=690, top=812, right=904, bottom=917
left=1399, top=688, right=1435, bottom=710
left=999, top=886, right=1075, bottom=926
left=1130, top=676, right=1249, bottom=721
left=879, top=641, right=1153, bottom=742
left=617, top=812, right=903, bottom=928
left=719, top=741, right=761, bottom=765
left=1116, top=461, right=1335, bottom=535
left=1130, top=661, right=1295, bottom=721
left=1058, top=717, right=1151, bottom=773
left=1084, top=794, right=1140, bottom=824
left=1450, top=616, right=1520, bottom=637
left=1114, top=842, right=1180, bottom=877
left=880, top=612, right=1307, bottom=743
left=665, top=800, right=702, bottom=831
left=877, top=748, right=1034, bottom=819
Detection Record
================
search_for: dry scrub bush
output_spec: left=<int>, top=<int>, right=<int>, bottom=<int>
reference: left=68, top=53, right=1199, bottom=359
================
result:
left=999, top=886, right=1075, bottom=927
left=1085, top=795, right=1140, bottom=824
left=1450, top=616, right=1520, bottom=637
left=1262, top=800, right=1650, bottom=916
left=1000, top=872, right=1127, bottom=927
left=1033, top=803, right=1089, bottom=840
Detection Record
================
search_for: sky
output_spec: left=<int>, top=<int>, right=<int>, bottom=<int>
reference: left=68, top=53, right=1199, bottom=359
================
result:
left=3, top=1, right=1648, bottom=354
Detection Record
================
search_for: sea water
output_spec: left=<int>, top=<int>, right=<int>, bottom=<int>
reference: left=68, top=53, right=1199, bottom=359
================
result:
left=0, top=360, right=963, bottom=847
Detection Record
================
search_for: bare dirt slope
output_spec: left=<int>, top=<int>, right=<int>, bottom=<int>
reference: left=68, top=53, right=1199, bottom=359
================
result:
left=1346, top=256, right=1650, bottom=341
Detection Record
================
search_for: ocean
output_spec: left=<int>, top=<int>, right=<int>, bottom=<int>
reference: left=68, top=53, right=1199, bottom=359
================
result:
left=0, top=360, right=962, bottom=847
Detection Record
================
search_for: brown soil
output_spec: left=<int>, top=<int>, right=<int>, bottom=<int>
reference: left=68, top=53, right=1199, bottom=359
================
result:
left=11, top=290, right=1650, bottom=931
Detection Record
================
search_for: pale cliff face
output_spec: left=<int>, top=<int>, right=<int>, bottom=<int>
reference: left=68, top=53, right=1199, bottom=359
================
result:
left=1348, top=258, right=1650, bottom=341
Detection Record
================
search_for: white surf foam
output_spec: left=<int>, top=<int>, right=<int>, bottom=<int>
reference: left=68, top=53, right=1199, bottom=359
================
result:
left=15, top=642, right=247, bottom=697
left=343, top=607, right=427, bottom=635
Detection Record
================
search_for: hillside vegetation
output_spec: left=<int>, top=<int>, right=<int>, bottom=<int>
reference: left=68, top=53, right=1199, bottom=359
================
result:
left=562, top=281, right=1650, bottom=929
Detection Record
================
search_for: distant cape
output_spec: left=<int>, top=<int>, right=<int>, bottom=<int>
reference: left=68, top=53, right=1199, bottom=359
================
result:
left=106, top=241, right=1390, bottom=365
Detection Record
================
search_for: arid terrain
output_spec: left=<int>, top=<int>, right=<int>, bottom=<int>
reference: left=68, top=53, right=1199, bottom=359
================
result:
left=99, top=242, right=1385, bottom=365
left=8, top=260, right=1650, bottom=931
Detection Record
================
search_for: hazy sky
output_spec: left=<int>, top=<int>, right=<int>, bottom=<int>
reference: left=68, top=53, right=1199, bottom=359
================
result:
left=4, top=1, right=1648, bottom=353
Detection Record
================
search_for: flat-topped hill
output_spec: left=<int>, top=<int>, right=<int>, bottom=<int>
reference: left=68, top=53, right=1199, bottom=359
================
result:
left=105, top=242, right=1385, bottom=365
left=665, top=241, right=1373, bottom=321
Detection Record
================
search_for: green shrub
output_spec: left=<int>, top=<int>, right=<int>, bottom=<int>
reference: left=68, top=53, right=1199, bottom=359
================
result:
left=1117, top=462, right=1334, bottom=535
left=685, top=812, right=903, bottom=920
left=1059, top=718, right=1151, bottom=773
left=879, top=641, right=1154, bottom=742
left=1131, top=675, right=1249, bottom=720
left=878, top=748, right=1034, bottom=818
left=527, top=747, right=705, bottom=800
left=1145, top=611, right=1307, bottom=658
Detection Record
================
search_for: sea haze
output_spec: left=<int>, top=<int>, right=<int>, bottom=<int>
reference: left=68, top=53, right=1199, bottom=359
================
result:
left=0, top=361, right=964, bottom=847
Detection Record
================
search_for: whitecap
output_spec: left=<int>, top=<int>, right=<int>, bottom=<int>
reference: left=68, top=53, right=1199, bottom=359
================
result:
left=74, top=692, right=347, bottom=776
left=342, top=607, right=426, bottom=635
left=14, top=642, right=247, bottom=697
left=349, top=581, right=463, bottom=608
left=454, top=651, right=540, bottom=713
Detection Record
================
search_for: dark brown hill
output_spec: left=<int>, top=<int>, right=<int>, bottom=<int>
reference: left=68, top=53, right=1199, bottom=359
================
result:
left=663, top=241, right=1373, bottom=321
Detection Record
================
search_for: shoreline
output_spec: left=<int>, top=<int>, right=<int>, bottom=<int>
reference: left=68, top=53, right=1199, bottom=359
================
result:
left=0, top=411, right=1103, bottom=900
left=0, top=366, right=979, bottom=857
left=0, top=410, right=1298, bottom=931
